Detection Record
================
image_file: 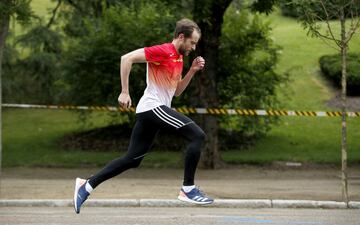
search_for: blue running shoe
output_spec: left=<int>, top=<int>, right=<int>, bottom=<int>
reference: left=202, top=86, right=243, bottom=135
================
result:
left=73, top=178, right=90, bottom=214
left=178, top=187, right=214, bottom=205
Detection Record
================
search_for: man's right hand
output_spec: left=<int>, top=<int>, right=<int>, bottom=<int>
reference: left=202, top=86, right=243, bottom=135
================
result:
left=118, top=92, right=132, bottom=109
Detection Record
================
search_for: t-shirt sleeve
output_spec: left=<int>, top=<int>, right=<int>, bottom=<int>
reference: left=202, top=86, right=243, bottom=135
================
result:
left=144, top=44, right=167, bottom=63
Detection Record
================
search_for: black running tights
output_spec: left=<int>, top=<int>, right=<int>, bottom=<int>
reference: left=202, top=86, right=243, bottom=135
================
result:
left=88, top=105, right=205, bottom=188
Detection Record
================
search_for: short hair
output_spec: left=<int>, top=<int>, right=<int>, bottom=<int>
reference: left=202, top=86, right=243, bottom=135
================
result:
left=173, top=18, right=201, bottom=39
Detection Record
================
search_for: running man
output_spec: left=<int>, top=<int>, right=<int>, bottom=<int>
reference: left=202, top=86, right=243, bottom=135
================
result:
left=74, top=18, right=213, bottom=214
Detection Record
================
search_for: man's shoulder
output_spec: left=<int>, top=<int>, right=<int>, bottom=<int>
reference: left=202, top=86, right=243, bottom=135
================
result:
left=146, top=42, right=172, bottom=50
left=145, top=43, right=176, bottom=58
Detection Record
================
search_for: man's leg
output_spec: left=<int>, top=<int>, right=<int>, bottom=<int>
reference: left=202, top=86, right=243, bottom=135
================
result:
left=151, top=106, right=213, bottom=204
left=178, top=122, right=205, bottom=186
left=88, top=118, right=158, bottom=188
left=74, top=113, right=158, bottom=213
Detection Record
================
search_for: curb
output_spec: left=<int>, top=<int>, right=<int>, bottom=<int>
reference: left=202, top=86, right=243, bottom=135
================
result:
left=1, top=199, right=359, bottom=209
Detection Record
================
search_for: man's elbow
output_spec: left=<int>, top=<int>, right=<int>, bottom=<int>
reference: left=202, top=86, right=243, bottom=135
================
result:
left=121, top=54, right=129, bottom=63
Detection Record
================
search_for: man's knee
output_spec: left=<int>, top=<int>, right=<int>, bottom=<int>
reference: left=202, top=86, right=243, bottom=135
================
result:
left=130, top=159, right=142, bottom=168
left=124, top=155, right=144, bottom=169
left=193, top=127, right=206, bottom=143
left=184, top=123, right=206, bottom=142
left=198, top=129, right=206, bottom=141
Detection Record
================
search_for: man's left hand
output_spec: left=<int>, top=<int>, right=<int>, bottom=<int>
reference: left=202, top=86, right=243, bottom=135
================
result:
left=190, top=56, right=205, bottom=72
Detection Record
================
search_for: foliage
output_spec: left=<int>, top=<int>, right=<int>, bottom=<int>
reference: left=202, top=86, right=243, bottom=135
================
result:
left=3, top=24, right=63, bottom=104
left=2, top=44, right=19, bottom=102
left=290, top=0, right=360, bottom=41
left=2, top=0, right=62, bottom=104
left=1, top=0, right=34, bottom=104
left=218, top=5, right=288, bottom=139
left=249, top=0, right=276, bottom=15
left=278, top=0, right=360, bottom=19
left=20, top=25, right=62, bottom=102
left=319, top=53, right=360, bottom=96
left=60, top=0, right=189, bottom=38
left=61, top=2, right=176, bottom=106
left=0, top=0, right=33, bottom=25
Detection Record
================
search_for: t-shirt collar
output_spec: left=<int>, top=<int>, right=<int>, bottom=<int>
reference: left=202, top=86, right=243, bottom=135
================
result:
left=170, top=43, right=181, bottom=57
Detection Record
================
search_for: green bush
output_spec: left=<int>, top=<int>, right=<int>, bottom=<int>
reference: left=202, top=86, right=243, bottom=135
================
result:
left=61, top=2, right=176, bottom=106
left=217, top=5, right=288, bottom=140
left=319, top=53, right=360, bottom=96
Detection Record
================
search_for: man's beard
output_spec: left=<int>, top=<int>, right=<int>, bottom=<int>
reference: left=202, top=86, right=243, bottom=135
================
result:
left=178, top=45, right=189, bottom=56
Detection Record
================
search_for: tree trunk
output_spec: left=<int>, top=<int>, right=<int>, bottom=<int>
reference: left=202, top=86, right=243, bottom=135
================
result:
left=0, top=3, right=10, bottom=190
left=192, top=0, right=232, bottom=169
left=340, top=6, right=349, bottom=207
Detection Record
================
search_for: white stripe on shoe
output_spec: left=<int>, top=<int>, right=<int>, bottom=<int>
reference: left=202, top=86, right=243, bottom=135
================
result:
left=177, top=188, right=214, bottom=205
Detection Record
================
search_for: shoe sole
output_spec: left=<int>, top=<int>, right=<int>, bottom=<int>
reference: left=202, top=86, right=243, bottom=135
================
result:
left=73, top=178, right=85, bottom=214
left=177, top=195, right=213, bottom=205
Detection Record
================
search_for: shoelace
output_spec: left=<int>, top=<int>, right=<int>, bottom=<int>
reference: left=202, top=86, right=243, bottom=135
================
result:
left=194, top=186, right=207, bottom=197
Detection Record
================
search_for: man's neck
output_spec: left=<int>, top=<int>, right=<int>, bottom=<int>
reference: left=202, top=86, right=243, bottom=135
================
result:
left=171, top=39, right=181, bottom=54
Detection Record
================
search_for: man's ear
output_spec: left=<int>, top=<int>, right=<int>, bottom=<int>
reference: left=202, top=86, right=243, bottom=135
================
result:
left=178, top=33, right=185, bottom=41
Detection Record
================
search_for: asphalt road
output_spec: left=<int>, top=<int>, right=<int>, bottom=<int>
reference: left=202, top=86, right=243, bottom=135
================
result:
left=0, top=207, right=359, bottom=225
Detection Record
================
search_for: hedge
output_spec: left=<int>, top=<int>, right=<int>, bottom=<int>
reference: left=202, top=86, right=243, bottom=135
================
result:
left=319, top=53, right=360, bottom=96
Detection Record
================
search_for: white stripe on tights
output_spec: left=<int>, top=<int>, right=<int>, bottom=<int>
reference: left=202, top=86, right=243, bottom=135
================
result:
left=154, top=107, right=184, bottom=127
left=154, top=107, right=183, bottom=127
left=157, top=107, right=185, bottom=126
left=152, top=108, right=181, bottom=128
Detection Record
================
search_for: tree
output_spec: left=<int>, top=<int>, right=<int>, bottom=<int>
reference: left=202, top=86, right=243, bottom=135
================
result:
left=191, top=0, right=232, bottom=168
left=293, top=0, right=360, bottom=206
left=15, top=24, right=63, bottom=104
left=0, top=0, right=32, bottom=185
left=191, top=0, right=277, bottom=168
left=3, top=0, right=64, bottom=104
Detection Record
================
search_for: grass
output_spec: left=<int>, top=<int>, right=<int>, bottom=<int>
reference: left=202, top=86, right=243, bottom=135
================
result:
left=2, top=4, right=360, bottom=167
left=2, top=108, right=181, bottom=167
left=3, top=108, right=360, bottom=167
left=224, top=117, right=360, bottom=165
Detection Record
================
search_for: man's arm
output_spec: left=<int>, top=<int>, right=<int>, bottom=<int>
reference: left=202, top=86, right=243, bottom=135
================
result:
left=174, top=56, right=205, bottom=96
left=118, top=48, right=146, bottom=108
